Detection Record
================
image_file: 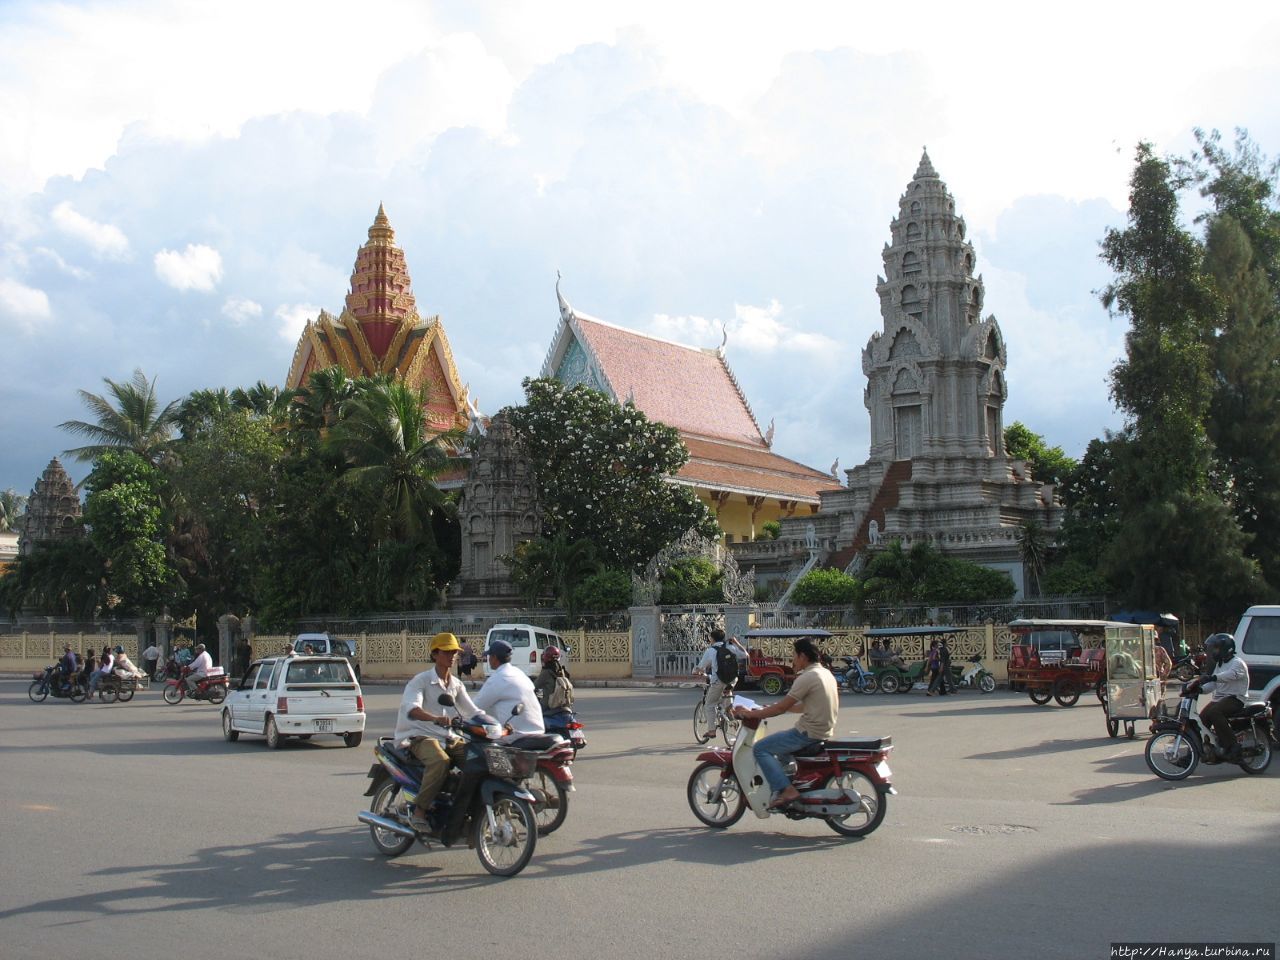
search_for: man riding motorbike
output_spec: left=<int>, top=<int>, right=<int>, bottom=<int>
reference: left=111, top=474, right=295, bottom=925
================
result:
left=184, top=643, right=213, bottom=696
left=472, top=639, right=544, bottom=737
left=1190, top=632, right=1250, bottom=762
left=57, top=644, right=78, bottom=693
left=694, top=628, right=747, bottom=740
left=394, top=632, right=483, bottom=838
left=732, top=636, right=838, bottom=808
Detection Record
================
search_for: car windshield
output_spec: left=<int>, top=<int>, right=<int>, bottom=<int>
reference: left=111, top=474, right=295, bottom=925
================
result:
left=489, top=628, right=530, bottom=648
left=285, top=661, right=354, bottom=685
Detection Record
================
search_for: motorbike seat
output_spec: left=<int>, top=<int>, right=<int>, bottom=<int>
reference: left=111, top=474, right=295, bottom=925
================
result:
left=505, top=734, right=563, bottom=751
left=823, top=736, right=892, bottom=752
left=1236, top=701, right=1268, bottom=718
left=382, top=741, right=423, bottom=770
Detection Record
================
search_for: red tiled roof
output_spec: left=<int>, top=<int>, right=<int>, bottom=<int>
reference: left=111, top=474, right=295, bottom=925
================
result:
left=573, top=317, right=762, bottom=444
left=677, top=435, right=842, bottom=502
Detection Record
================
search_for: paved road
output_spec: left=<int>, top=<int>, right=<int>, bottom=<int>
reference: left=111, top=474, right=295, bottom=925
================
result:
left=1, top=679, right=1276, bottom=960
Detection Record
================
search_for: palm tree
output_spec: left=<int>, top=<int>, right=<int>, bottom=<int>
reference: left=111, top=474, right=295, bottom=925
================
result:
left=1018, top=520, right=1050, bottom=597
left=60, top=368, right=181, bottom=465
left=177, top=388, right=233, bottom=440
left=324, top=378, right=458, bottom=543
left=505, top=532, right=599, bottom=615
left=0, top=489, right=26, bottom=533
left=292, top=366, right=356, bottom=434
left=231, top=380, right=296, bottom=427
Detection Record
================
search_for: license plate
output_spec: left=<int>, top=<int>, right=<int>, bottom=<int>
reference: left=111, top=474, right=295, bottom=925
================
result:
left=315, top=719, right=334, bottom=732
left=874, top=760, right=892, bottom=780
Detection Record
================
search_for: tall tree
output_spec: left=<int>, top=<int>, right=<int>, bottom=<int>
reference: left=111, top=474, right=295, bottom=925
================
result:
left=0, top=489, right=26, bottom=533
left=1003, top=422, right=1076, bottom=488
left=59, top=368, right=181, bottom=465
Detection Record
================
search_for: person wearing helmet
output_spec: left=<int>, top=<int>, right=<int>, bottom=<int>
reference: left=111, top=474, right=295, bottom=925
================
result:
left=112, top=645, right=143, bottom=680
left=393, top=632, right=482, bottom=834
left=535, top=645, right=574, bottom=709
left=472, top=639, right=544, bottom=737
left=184, top=643, right=213, bottom=696
left=1192, top=633, right=1250, bottom=762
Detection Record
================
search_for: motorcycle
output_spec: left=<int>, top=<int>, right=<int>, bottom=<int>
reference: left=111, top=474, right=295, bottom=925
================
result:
left=505, top=731, right=576, bottom=836
left=544, top=706, right=588, bottom=753
left=687, top=706, right=896, bottom=837
left=163, top=668, right=229, bottom=705
left=832, top=656, right=878, bottom=695
left=953, top=655, right=997, bottom=694
left=1145, top=682, right=1273, bottom=781
left=28, top=665, right=87, bottom=703
left=358, top=694, right=540, bottom=877
left=1169, top=651, right=1206, bottom=683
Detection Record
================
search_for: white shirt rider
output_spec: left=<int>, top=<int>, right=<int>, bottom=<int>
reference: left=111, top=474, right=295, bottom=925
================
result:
left=1202, top=654, right=1249, bottom=702
left=188, top=649, right=213, bottom=678
left=473, top=650, right=545, bottom=736
left=695, top=636, right=747, bottom=676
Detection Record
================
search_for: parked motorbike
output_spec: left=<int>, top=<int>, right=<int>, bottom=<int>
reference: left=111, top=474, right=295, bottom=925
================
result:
left=506, top=731, right=576, bottom=836
left=833, top=656, right=878, bottom=695
left=162, top=668, right=229, bottom=705
left=953, top=655, right=997, bottom=694
left=358, top=694, right=540, bottom=877
left=1145, top=682, right=1273, bottom=781
left=687, top=709, right=895, bottom=837
left=28, top=665, right=87, bottom=703
left=544, top=706, right=588, bottom=753
left=1169, top=652, right=1206, bottom=683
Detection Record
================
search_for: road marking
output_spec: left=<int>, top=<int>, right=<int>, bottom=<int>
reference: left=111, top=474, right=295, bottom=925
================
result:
left=21, top=803, right=58, bottom=812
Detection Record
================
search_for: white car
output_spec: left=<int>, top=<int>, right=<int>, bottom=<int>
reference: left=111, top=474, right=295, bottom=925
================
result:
left=1235, top=605, right=1280, bottom=717
left=222, top=655, right=365, bottom=749
left=481, top=623, right=568, bottom=678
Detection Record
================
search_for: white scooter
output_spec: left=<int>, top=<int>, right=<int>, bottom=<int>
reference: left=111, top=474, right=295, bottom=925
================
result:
left=686, top=696, right=896, bottom=837
left=1145, top=683, right=1273, bottom=781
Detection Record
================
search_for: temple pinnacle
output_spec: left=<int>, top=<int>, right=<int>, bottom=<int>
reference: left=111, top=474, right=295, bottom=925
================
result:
left=369, top=203, right=394, bottom=242
left=914, top=147, right=938, bottom=180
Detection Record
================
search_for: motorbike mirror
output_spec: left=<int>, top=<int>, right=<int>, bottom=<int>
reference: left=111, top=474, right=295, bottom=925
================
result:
left=510, top=703, right=524, bottom=717
left=437, top=694, right=456, bottom=707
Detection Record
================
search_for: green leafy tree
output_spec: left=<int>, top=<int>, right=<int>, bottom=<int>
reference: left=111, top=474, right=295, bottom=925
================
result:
left=759, top=521, right=781, bottom=540
left=659, top=556, right=723, bottom=605
left=82, top=451, right=174, bottom=615
left=0, top=539, right=105, bottom=619
left=571, top=568, right=633, bottom=613
left=59, top=368, right=181, bottom=465
left=861, top=540, right=1015, bottom=605
left=1017, top=520, right=1050, bottom=597
left=505, top=532, right=600, bottom=615
left=0, top=489, right=26, bottom=533
left=791, top=568, right=860, bottom=606
left=1003, top=422, right=1077, bottom=488
left=505, top=378, right=716, bottom=570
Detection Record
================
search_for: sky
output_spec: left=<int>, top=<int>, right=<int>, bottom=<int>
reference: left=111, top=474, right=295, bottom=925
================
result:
left=2, top=0, right=1278, bottom=497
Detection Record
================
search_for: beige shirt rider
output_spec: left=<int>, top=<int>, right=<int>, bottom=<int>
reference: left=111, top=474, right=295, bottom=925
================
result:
left=787, top=663, right=838, bottom=740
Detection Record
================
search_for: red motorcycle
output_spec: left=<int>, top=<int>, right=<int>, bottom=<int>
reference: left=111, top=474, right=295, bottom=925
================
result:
left=507, top=732, right=576, bottom=836
left=688, top=716, right=895, bottom=837
left=163, top=668, right=229, bottom=705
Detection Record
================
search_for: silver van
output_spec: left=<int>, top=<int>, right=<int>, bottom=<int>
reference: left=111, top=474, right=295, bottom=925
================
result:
left=1234, top=605, right=1280, bottom=715
left=481, top=624, right=566, bottom=679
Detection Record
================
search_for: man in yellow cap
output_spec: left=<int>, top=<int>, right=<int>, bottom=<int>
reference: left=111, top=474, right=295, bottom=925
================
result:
left=394, top=632, right=481, bottom=832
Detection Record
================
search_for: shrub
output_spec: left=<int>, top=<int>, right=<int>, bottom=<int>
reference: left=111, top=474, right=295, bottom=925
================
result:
left=791, top=568, right=861, bottom=606
left=571, top=568, right=633, bottom=612
left=660, top=556, right=723, bottom=604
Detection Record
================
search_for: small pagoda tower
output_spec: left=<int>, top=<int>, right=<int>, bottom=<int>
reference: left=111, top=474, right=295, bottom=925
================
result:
left=18, top=458, right=84, bottom=557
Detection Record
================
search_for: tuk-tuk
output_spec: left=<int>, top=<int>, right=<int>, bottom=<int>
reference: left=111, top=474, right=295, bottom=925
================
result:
left=1007, top=619, right=1123, bottom=706
left=741, top=628, right=832, bottom=696
left=1103, top=623, right=1162, bottom=738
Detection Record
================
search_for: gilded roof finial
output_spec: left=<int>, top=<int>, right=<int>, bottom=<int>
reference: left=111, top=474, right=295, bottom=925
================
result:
left=369, top=203, right=395, bottom=242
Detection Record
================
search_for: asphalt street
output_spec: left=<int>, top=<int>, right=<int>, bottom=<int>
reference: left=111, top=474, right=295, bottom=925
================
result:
left=1, top=678, right=1276, bottom=960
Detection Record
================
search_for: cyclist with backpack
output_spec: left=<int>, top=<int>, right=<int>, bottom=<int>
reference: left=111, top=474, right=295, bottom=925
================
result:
left=694, top=628, right=747, bottom=740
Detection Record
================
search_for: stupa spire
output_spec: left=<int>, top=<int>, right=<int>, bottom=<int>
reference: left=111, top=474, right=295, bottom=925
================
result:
left=914, top=147, right=938, bottom=180
left=368, top=202, right=395, bottom=243
left=344, top=204, right=417, bottom=358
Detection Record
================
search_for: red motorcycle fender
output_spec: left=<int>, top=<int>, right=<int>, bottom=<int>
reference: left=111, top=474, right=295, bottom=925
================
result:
left=545, top=763, right=574, bottom=786
left=695, top=748, right=732, bottom=765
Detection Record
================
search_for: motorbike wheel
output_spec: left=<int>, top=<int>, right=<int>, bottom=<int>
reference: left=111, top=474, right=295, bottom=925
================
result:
left=858, top=676, right=879, bottom=695
left=693, top=700, right=712, bottom=744
left=687, top=761, right=746, bottom=828
left=162, top=683, right=184, bottom=705
left=344, top=732, right=363, bottom=748
left=68, top=682, right=87, bottom=703
left=1052, top=679, right=1080, bottom=707
left=531, top=768, right=569, bottom=836
left=1106, top=717, right=1119, bottom=739
left=825, top=772, right=888, bottom=838
left=117, top=683, right=135, bottom=703
left=1238, top=727, right=1273, bottom=775
left=1028, top=687, right=1053, bottom=706
left=877, top=673, right=900, bottom=694
left=1145, top=731, right=1200, bottom=781
left=28, top=680, right=49, bottom=703
left=473, top=796, right=537, bottom=878
left=222, top=709, right=239, bottom=742
left=978, top=673, right=996, bottom=694
left=208, top=685, right=227, bottom=705
left=1173, top=663, right=1198, bottom=682
left=369, top=780, right=414, bottom=857
left=265, top=715, right=284, bottom=749
left=760, top=675, right=785, bottom=697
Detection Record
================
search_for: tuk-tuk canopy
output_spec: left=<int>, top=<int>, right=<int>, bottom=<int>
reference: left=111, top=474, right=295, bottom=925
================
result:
left=865, top=626, right=964, bottom=637
left=1009, top=619, right=1131, bottom=633
left=743, top=628, right=834, bottom=640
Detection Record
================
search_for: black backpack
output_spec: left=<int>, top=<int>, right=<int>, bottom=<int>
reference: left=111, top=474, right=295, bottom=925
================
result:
left=714, top=643, right=739, bottom=684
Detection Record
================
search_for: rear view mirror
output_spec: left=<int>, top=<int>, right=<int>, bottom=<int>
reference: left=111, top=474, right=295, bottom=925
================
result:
left=438, top=694, right=456, bottom=707
left=510, top=703, right=524, bottom=717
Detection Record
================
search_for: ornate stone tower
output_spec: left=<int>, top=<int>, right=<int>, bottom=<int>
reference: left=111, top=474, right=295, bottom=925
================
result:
left=450, top=412, right=542, bottom=606
left=864, top=149, right=1007, bottom=462
left=18, top=458, right=83, bottom=556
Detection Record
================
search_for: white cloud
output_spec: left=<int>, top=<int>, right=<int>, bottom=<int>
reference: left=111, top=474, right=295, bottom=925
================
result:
left=50, top=202, right=130, bottom=260
left=154, top=244, right=223, bottom=292
left=221, top=296, right=263, bottom=326
left=0, top=277, right=51, bottom=331
left=274, top=303, right=320, bottom=343
left=650, top=301, right=839, bottom=356
left=33, top=246, right=89, bottom=279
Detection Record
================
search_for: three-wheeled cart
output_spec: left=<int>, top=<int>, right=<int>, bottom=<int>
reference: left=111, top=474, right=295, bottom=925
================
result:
left=741, top=628, right=832, bottom=696
left=1006, top=619, right=1128, bottom=706
left=1103, top=623, right=1162, bottom=739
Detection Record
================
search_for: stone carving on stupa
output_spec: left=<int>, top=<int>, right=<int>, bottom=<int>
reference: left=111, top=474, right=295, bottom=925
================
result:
left=449, top=412, right=542, bottom=606
left=754, top=150, right=1063, bottom=598
left=18, top=458, right=84, bottom=557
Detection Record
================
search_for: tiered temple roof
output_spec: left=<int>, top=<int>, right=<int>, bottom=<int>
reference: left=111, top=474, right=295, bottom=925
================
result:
left=540, top=283, right=840, bottom=509
left=18, top=458, right=83, bottom=557
left=285, top=206, right=475, bottom=442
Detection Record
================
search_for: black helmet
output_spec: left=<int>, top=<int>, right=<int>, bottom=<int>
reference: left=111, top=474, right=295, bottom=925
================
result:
left=1203, top=633, right=1236, bottom=665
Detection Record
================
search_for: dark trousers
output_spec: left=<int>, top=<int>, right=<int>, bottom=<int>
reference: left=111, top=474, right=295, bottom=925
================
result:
left=1201, top=696, right=1244, bottom=753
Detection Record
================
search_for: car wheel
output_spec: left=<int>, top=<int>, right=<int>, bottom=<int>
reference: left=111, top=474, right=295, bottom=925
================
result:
left=344, top=732, right=363, bottom=748
left=265, top=715, right=283, bottom=749
left=222, top=709, right=239, bottom=742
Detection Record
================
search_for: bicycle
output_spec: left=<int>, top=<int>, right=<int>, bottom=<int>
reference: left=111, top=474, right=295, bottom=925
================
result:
left=693, top=678, right=741, bottom=746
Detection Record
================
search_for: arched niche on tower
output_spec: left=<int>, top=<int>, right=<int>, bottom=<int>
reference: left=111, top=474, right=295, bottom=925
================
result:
left=871, top=315, right=936, bottom=366
left=905, top=221, right=922, bottom=241
left=890, top=363, right=926, bottom=460
left=889, top=328, right=922, bottom=360
left=901, top=251, right=922, bottom=275
left=980, top=368, right=1006, bottom=457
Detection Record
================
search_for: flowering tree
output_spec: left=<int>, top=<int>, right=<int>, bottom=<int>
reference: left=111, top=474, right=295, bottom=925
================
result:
left=504, top=378, right=717, bottom=571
